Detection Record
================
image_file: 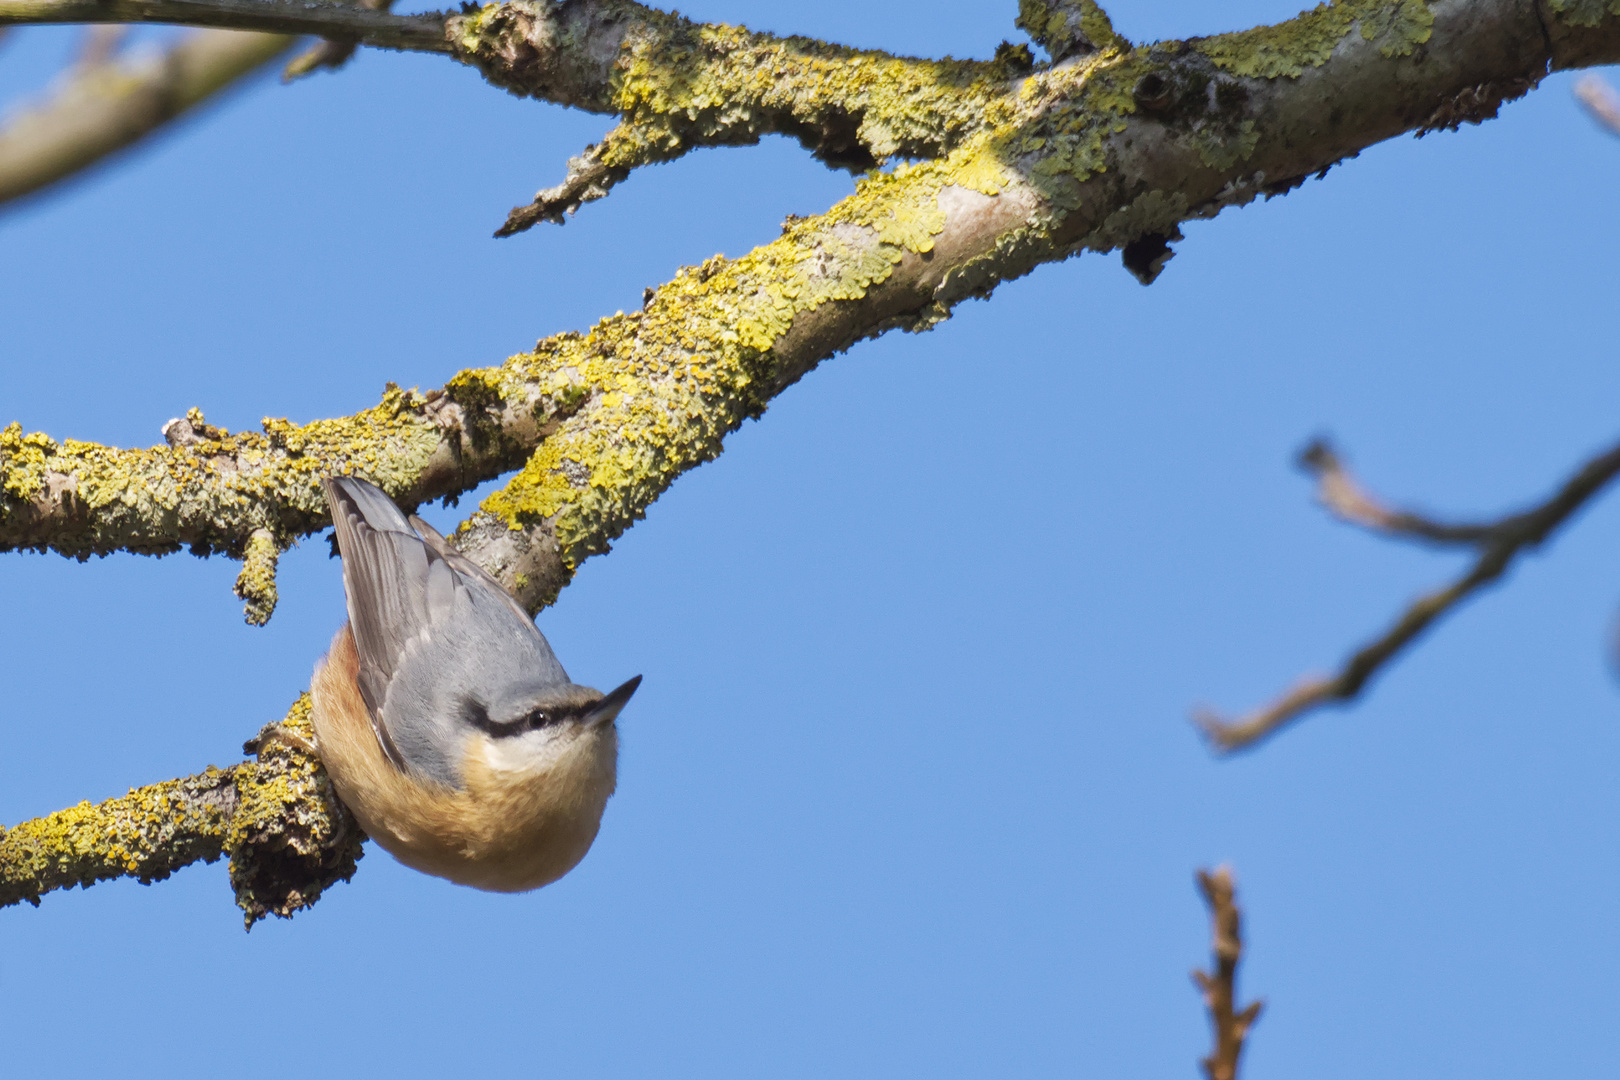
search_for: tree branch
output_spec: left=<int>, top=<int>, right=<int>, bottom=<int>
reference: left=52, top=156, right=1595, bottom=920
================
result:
left=1196, top=436, right=1620, bottom=753
left=0, top=28, right=295, bottom=209
left=454, top=0, right=1019, bottom=235
left=1015, top=0, right=1123, bottom=63
left=1296, top=438, right=1498, bottom=544
left=282, top=0, right=394, bottom=81
left=8, top=0, right=1620, bottom=911
left=0, top=696, right=363, bottom=927
left=0, top=0, right=449, bottom=52
left=1575, top=73, right=1620, bottom=137
left=1193, top=867, right=1262, bottom=1080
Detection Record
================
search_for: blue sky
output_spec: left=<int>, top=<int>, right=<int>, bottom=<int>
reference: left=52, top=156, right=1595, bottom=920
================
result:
left=3, top=2, right=1619, bottom=1076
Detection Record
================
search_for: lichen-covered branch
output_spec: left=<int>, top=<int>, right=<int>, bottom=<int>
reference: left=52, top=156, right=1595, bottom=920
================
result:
left=7, top=0, right=1620, bottom=912
left=0, top=28, right=294, bottom=208
left=11, top=0, right=1618, bottom=615
left=1196, top=435, right=1620, bottom=752
left=0, top=697, right=362, bottom=927
left=1, top=368, right=584, bottom=619
left=1193, top=867, right=1262, bottom=1080
left=454, top=0, right=1021, bottom=234
left=1015, top=0, right=1123, bottom=62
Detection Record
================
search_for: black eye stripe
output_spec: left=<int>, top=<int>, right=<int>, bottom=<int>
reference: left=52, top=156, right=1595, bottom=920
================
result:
left=460, top=696, right=586, bottom=739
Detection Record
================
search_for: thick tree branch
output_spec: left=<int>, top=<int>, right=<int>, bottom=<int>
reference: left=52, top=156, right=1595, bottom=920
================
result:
left=1196, top=435, right=1620, bottom=752
left=1193, top=867, right=1262, bottom=1080
left=0, top=28, right=295, bottom=209
left=9, top=0, right=1616, bottom=612
left=8, top=0, right=1620, bottom=911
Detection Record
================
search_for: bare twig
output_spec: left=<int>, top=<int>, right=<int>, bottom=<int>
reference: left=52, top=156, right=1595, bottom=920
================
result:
left=496, top=137, right=629, bottom=235
left=1297, top=438, right=1495, bottom=544
left=1193, top=867, right=1262, bottom=1080
left=282, top=0, right=394, bottom=81
left=0, top=29, right=295, bottom=208
left=1197, top=437, right=1620, bottom=752
left=1575, top=74, right=1620, bottom=138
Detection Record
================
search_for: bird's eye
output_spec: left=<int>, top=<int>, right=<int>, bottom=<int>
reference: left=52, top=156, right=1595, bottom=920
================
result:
left=525, top=709, right=550, bottom=729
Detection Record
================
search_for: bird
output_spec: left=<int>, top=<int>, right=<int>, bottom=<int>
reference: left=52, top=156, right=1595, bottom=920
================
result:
left=308, top=475, right=641, bottom=892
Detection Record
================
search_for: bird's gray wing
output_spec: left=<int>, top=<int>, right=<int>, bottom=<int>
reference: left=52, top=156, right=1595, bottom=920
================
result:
left=324, top=477, right=433, bottom=769
left=407, top=514, right=543, bottom=632
left=324, top=478, right=571, bottom=785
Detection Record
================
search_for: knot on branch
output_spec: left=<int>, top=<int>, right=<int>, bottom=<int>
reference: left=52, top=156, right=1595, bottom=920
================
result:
left=1016, top=0, right=1123, bottom=62
left=448, top=0, right=630, bottom=111
left=232, top=696, right=365, bottom=928
left=161, top=406, right=228, bottom=448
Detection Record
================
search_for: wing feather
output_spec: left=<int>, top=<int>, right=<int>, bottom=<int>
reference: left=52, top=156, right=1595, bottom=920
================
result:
left=323, top=478, right=572, bottom=785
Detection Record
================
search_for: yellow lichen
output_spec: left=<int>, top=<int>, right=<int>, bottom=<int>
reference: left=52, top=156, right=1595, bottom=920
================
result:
left=1198, top=0, right=1433, bottom=79
left=233, top=528, right=281, bottom=626
left=1546, top=0, right=1620, bottom=27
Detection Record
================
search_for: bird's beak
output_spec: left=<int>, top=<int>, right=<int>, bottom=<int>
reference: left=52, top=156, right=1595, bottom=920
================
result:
left=584, top=675, right=642, bottom=728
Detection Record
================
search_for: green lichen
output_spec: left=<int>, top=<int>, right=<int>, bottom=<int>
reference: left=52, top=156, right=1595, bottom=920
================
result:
left=999, top=48, right=1143, bottom=210
left=606, top=16, right=1017, bottom=170
left=1016, top=0, right=1123, bottom=58
left=1199, top=0, right=1433, bottom=79
left=1079, top=2, right=1122, bottom=52
left=1546, top=0, right=1620, bottom=27
left=0, top=422, right=56, bottom=503
left=1194, top=118, right=1261, bottom=170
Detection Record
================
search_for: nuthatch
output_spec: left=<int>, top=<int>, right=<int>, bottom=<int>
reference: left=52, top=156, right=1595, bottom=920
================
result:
left=309, top=476, right=640, bottom=892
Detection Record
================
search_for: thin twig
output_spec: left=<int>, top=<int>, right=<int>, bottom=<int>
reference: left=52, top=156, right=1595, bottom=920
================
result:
left=1193, top=867, right=1262, bottom=1080
left=1196, top=436, right=1620, bottom=752
left=0, top=0, right=448, bottom=53
left=1297, top=438, right=1495, bottom=544
left=282, top=0, right=395, bottom=81
left=1575, top=74, right=1620, bottom=139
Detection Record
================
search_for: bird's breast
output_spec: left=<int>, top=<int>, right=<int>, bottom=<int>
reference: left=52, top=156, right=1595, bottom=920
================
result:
left=310, top=626, right=619, bottom=892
